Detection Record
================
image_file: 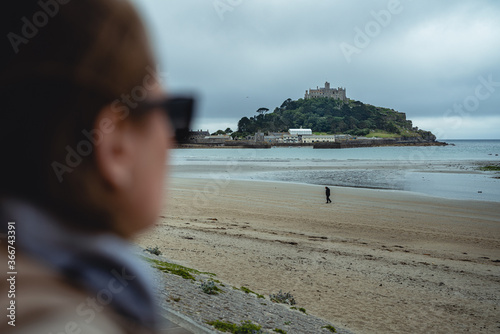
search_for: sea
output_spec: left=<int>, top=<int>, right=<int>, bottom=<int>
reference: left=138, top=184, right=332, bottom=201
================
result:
left=171, top=140, right=500, bottom=202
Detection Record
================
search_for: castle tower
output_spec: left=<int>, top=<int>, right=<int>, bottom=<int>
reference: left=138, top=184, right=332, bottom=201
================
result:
left=305, top=81, right=347, bottom=101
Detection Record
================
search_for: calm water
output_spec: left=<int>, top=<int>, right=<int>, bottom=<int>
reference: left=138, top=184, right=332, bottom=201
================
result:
left=172, top=140, right=500, bottom=162
left=171, top=140, right=500, bottom=202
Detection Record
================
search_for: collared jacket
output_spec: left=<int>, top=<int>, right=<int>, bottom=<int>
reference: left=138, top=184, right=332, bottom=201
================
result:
left=0, top=200, right=160, bottom=334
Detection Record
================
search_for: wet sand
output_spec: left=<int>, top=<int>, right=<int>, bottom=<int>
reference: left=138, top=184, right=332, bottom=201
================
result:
left=136, top=177, right=500, bottom=333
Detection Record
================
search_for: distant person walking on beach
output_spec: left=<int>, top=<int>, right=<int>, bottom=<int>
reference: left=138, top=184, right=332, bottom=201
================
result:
left=325, top=186, right=332, bottom=203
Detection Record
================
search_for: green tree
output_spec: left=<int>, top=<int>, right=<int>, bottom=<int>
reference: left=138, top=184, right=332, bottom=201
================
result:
left=234, top=97, right=434, bottom=139
left=256, top=107, right=269, bottom=117
left=280, top=98, right=293, bottom=110
left=211, top=129, right=226, bottom=135
left=237, top=117, right=250, bottom=133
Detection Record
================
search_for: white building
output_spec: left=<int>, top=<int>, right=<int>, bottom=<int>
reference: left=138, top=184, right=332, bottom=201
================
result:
left=201, top=134, right=232, bottom=144
left=264, top=135, right=283, bottom=143
left=289, top=128, right=312, bottom=136
left=334, top=134, right=353, bottom=141
left=282, top=134, right=299, bottom=143
left=302, top=135, right=336, bottom=143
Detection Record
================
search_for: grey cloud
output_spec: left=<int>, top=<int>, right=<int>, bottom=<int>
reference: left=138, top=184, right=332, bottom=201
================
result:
left=134, top=0, right=500, bottom=137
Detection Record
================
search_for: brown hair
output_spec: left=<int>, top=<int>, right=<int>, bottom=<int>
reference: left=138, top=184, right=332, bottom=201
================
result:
left=0, top=0, right=157, bottom=231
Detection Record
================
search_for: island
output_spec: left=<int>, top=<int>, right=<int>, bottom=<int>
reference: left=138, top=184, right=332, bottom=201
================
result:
left=183, top=82, right=447, bottom=149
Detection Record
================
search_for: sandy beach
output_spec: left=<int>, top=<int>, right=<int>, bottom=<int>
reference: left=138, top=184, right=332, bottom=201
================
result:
left=136, top=175, right=500, bottom=333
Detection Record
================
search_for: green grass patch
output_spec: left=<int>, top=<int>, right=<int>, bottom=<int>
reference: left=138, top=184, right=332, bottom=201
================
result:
left=365, top=130, right=401, bottom=138
left=240, top=286, right=252, bottom=294
left=399, top=129, right=419, bottom=137
left=142, top=256, right=215, bottom=281
left=170, top=268, right=195, bottom=280
left=273, top=329, right=287, bottom=333
left=322, top=324, right=337, bottom=332
left=480, top=165, right=500, bottom=171
left=240, top=286, right=265, bottom=299
left=290, top=306, right=307, bottom=314
left=206, top=320, right=262, bottom=333
left=201, top=281, right=223, bottom=295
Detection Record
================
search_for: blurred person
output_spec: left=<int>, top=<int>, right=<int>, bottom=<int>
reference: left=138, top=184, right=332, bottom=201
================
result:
left=0, top=0, right=193, bottom=333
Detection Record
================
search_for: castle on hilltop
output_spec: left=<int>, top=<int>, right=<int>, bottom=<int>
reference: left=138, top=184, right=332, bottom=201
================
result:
left=305, top=81, right=346, bottom=101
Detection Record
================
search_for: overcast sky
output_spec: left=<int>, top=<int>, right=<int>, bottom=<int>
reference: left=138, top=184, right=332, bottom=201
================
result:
left=133, top=0, right=500, bottom=139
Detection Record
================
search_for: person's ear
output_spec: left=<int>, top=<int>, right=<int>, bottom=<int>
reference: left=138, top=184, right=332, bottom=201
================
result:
left=93, top=104, right=137, bottom=191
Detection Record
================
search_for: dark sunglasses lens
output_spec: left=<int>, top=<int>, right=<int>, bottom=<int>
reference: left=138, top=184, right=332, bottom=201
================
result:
left=165, top=97, right=194, bottom=143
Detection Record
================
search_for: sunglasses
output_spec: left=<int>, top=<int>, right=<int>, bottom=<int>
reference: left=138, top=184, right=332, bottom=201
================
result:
left=141, top=96, right=195, bottom=143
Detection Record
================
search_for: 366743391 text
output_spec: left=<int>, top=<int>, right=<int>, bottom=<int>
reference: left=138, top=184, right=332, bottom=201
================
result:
left=6, top=221, right=16, bottom=327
